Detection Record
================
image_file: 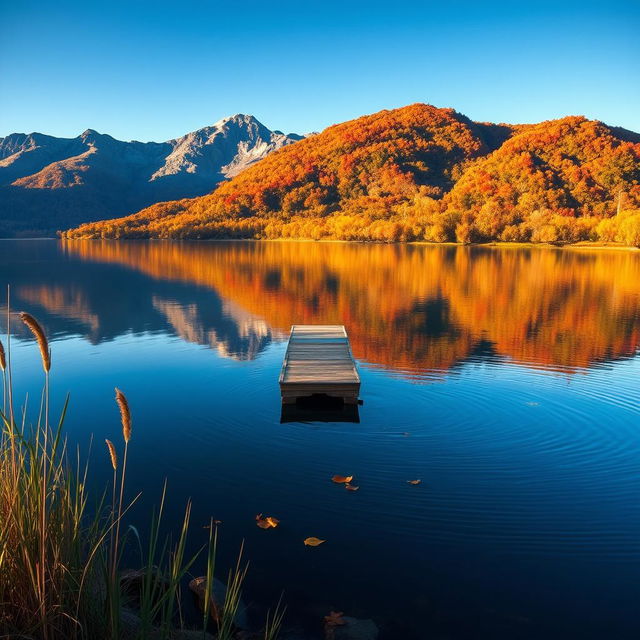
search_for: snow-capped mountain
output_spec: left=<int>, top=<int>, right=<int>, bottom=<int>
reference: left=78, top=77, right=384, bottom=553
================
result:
left=0, top=115, right=302, bottom=236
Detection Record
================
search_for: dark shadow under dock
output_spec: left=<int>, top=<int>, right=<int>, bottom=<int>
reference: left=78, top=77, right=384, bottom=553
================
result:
left=280, top=394, right=361, bottom=423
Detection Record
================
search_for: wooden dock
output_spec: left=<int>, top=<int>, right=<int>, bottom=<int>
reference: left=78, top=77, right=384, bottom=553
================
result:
left=279, top=325, right=360, bottom=404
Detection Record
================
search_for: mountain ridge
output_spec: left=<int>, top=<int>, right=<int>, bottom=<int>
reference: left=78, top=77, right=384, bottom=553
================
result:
left=0, top=115, right=302, bottom=237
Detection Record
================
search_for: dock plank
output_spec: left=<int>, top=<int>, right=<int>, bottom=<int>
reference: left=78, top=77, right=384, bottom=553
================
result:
left=279, top=325, right=360, bottom=403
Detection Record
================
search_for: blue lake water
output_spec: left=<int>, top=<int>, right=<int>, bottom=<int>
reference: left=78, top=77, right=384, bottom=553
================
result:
left=1, top=239, right=639, bottom=639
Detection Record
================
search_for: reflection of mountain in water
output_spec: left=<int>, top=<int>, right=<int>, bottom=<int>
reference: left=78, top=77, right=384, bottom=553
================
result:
left=0, top=240, right=277, bottom=361
left=152, top=296, right=272, bottom=360
left=2, top=239, right=640, bottom=375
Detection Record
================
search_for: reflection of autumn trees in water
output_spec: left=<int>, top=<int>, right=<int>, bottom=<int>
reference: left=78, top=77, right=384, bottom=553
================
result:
left=63, top=241, right=640, bottom=374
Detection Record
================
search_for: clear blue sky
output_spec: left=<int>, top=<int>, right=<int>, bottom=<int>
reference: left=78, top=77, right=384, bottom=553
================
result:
left=1, top=0, right=638, bottom=141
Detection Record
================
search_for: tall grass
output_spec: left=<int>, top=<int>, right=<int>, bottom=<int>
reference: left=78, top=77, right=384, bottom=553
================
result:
left=0, top=302, right=285, bottom=640
left=0, top=309, right=89, bottom=639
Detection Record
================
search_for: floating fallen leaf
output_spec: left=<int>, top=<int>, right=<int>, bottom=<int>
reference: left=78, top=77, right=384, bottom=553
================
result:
left=331, top=475, right=353, bottom=483
left=304, top=536, right=326, bottom=546
left=256, top=514, right=279, bottom=529
left=407, top=479, right=422, bottom=485
left=345, top=483, right=359, bottom=491
left=324, top=611, right=345, bottom=626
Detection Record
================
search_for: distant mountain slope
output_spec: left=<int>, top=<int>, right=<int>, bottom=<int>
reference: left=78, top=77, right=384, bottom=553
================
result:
left=64, top=104, right=640, bottom=245
left=0, top=115, right=301, bottom=237
left=64, top=104, right=516, bottom=239
left=444, top=116, right=640, bottom=242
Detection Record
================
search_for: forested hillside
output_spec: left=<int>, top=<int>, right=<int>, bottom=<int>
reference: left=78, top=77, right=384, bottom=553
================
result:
left=444, top=117, right=640, bottom=243
left=63, top=104, right=640, bottom=245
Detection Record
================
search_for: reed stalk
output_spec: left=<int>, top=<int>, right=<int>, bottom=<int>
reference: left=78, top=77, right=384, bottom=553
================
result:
left=0, top=337, right=6, bottom=442
left=18, top=311, right=52, bottom=638
left=6, top=285, right=15, bottom=431
left=19, top=312, right=51, bottom=374
left=264, top=594, right=286, bottom=640
left=105, top=437, right=118, bottom=594
left=217, top=542, right=248, bottom=640
left=203, top=520, right=218, bottom=631
left=113, top=388, right=131, bottom=581
left=0, top=337, right=6, bottom=415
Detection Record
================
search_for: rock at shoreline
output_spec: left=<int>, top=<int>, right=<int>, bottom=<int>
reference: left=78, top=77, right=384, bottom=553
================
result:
left=120, top=567, right=170, bottom=608
left=188, top=576, right=250, bottom=630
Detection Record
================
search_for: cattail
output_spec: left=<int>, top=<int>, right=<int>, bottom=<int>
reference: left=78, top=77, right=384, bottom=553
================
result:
left=0, top=338, right=5, bottom=371
left=19, top=312, right=50, bottom=372
left=115, top=388, right=131, bottom=443
left=105, top=439, right=117, bottom=470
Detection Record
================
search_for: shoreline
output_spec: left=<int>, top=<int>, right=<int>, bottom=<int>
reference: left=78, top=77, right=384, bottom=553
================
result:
left=6, top=236, right=639, bottom=252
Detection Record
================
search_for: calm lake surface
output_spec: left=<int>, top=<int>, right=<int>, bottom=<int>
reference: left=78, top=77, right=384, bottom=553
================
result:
left=2, top=239, right=639, bottom=639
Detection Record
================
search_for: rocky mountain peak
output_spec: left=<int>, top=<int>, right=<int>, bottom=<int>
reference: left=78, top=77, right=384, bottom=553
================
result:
left=0, top=114, right=304, bottom=236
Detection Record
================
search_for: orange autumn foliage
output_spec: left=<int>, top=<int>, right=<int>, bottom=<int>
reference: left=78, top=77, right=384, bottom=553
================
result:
left=62, top=104, right=640, bottom=245
left=62, top=240, right=640, bottom=375
left=303, top=537, right=326, bottom=546
left=255, top=514, right=279, bottom=529
left=331, top=475, right=353, bottom=484
left=444, top=117, right=640, bottom=243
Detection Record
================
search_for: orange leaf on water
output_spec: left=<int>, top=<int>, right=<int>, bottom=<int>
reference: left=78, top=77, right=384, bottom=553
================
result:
left=256, top=514, right=279, bottom=529
left=345, top=483, right=359, bottom=491
left=407, top=479, right=422, bottom=485
left=331, top=475, right=353, bottom=483
left=304, top=536, right=326, bottom=546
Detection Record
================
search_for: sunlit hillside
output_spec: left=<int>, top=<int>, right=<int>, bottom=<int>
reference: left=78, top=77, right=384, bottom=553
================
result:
left=444, top=116, right=640, bottom=242
left=63, top=104, right=640, bottom=245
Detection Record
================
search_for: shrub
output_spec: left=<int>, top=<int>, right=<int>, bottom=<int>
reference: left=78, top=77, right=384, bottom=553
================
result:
left=617, top=212, right=640, bottom=247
